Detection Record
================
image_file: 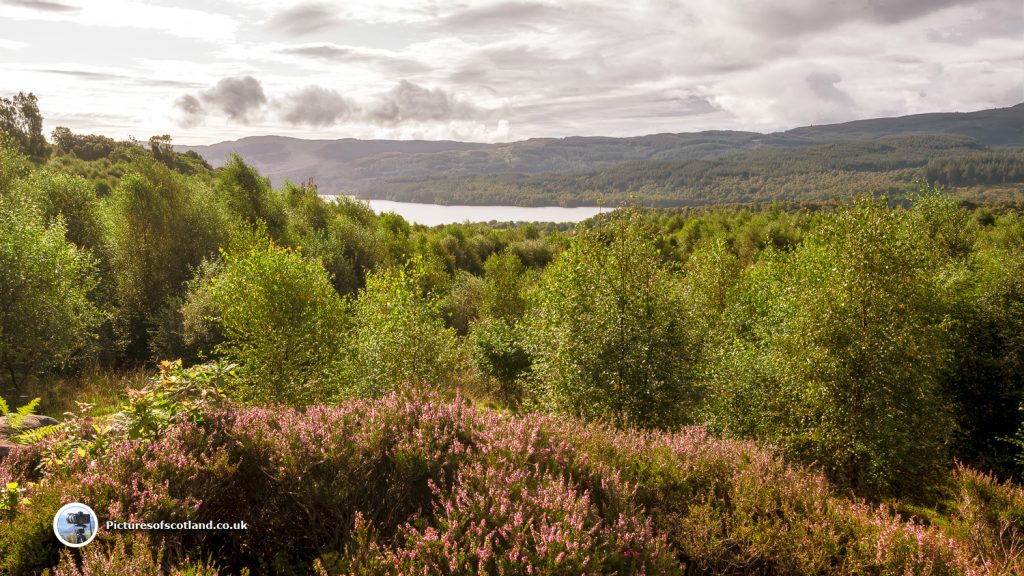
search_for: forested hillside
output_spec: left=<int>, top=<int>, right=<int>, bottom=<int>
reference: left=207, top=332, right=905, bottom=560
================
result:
left=373, top=136, right=1024, bottom=206
left=180, top=103, right=1024, bottom=206
left=2, top=93, right=1024, bottom=574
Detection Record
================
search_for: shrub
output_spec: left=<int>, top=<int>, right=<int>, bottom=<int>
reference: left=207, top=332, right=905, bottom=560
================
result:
left=51, top=533, right=223, bottom=576
left=0, top=137, right=33, bottom=194
left=304, top=205, right=395, bottom=296
left=445, top=270, right=485, bottom=335
left=2, top=393, right=1013, bottom=575
left=215, top=154, right=286, bottom=240
left=330, top=462, right=680, bottom=575
left=940, top=465, right=1024, bottom=573
left=104, top=158, right=225, bottom=359
left=482, top=250, right=529, bottom=322
left=471, top=318, right=531, bottom=407
left=177, top=258, right=227, bottom=362
left=15, top=169, right=103, bottom=249
left=0, top=472, right=64, bottom=575
left=0, top=192, right=100, bottom=392
left=204, top=228, right=349, bottom=405
left=705, top=196, right=954, bottom=500
left=527, top=208, right=696, bottom=428
left=347, top=259, right=465, bottom=398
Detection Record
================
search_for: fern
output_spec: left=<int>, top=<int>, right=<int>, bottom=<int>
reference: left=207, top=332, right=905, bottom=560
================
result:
left=15, top=397, right=39, bottom=418
left=12, top=424, right=63, bottom=445
left=1, top=396, right=42, bottom=431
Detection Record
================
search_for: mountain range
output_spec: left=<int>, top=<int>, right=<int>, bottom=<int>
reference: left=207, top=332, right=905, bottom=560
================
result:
left=180, top=103, right=1024, bottom=207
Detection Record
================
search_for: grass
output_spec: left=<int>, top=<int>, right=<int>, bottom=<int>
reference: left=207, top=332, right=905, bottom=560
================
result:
left=19, top=366, right=149, bottom=419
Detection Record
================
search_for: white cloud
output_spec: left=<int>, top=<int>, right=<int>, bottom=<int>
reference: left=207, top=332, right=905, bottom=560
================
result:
left=2, top=0, right=1019, bottom=143
left=0, top=38, right=27, bottom=50
left=0, top=0, right=239, bottom=42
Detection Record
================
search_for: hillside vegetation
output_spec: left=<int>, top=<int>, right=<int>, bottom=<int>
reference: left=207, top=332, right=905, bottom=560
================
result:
left=3, top=383, right=1022, bottom=575
left=2, top=94, right=1024, bottom=574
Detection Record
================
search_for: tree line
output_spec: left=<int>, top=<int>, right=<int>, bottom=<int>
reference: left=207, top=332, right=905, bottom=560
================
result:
left=356, top=135, right=1024, bottom=207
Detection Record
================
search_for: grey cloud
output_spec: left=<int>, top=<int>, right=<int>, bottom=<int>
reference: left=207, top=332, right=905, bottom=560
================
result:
left=269, top=81, right=493, bottom=128
left=174, top=76, right=267, bottom=127
left=3, top=0, right=78, bottom=12
left=806, top=72, right=855, bottom=107
left=448, top=44, right=595, bottom=91
left=38, top=68, right=201, bottom=88
left=368, top=80, right=484, bottom=124
left=803, top=71, right=859, bottom=123
left=174, top=94, right=206, bottom=128
left=176, top=78, right=490, bottom=129
left=280, top=44, right=428, bottom=74
left=446, top=42, right=680, bottom=100
left=440, top=1, right=566, bottom=30
left=279, top=86, right=354, bottom=126
left=140, top=78, right=205, bottom=89
left=862, top=0, right=972, bottom=25
left=479, top=44, right=566, bottom=69
left=449, top=66, right=491, bottom=85
left=268, top=3, right=341, bottom=36
left=41, top=69, right=124, bottom=81
left=282, top=45, right=352, bottom=59
left=200, top=76, right=267, bottom=124
left=745, top=0, right=982, bottom=37
left=514, top=91, right=720, bottom=127
left=648, top=95, right=722, bottom=118
left=925, top=0, right=1024, bottom=45
left=998, top=84, right=1024, bottom=108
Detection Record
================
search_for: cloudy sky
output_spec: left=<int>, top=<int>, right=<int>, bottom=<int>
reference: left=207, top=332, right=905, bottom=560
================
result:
left=0, top=0, right=1021, bottom=145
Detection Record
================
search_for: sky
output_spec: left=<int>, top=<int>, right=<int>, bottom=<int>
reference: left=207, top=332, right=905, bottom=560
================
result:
left=0, top=0, right=1021, bottom=145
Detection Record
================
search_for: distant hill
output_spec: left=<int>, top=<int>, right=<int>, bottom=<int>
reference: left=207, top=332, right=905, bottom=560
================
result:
left=180, top=103, right=1024, bottom=206
left=787, top=104, right=1024, bottom=147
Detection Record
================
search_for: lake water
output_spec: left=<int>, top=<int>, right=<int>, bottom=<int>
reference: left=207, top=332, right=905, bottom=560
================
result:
left=322, top=197, right=605, bottom=226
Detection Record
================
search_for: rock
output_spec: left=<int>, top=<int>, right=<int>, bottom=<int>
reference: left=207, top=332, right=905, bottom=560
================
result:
left=0, top=414, right=58, bottom=460
left=0, top=414, right=59, bottom=439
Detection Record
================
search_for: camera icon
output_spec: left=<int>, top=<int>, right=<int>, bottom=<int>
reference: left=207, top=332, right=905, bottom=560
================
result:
left=53, top=503, right=98, bottom=547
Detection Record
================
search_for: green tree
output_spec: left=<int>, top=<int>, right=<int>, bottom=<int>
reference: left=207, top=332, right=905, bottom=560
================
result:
left=0, top=193, right=100, bottom=392
left=104, top=158, right=225, bottom=359
left=0, top=92, right=47, bottom=162
left=446, top=271, right=485, bottom=335
left=215, top=154, right=287, bottom=239
left=947, top=241, right=1024, bottom=478
left=147, top=134, right=174, bottom=164
left=205, top=226, right=348, bottom=405
left=15, top=169, right=103, bottom=249
left=679, top=239, right=741, bottom=339
left=50, top=126, right=116, bottom=161
left=527, top=209, right=695, bottom=427
left=482, top=251, right=529, bottom=322
left=0, top=138, right=32, bottom=195
left=306, top=201, right=392, bottom=296
left=472, top=318, right=531, bottom=407
left=707, top=196, right=954, bottom=499
left=902, top=190, right=1023, bottom=476
left=348, top=258, right=464, bottom=398
left=173, top=258, right=227, bottom=363
left=471, top=251, right=533, bottom=406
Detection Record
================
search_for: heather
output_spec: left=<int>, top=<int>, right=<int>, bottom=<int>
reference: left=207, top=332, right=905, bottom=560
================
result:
left=2, top=382, right=1022, bottom=574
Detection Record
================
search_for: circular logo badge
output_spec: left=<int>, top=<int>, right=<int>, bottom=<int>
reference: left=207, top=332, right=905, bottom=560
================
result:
left=53, top=503, right=99, bottom=547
